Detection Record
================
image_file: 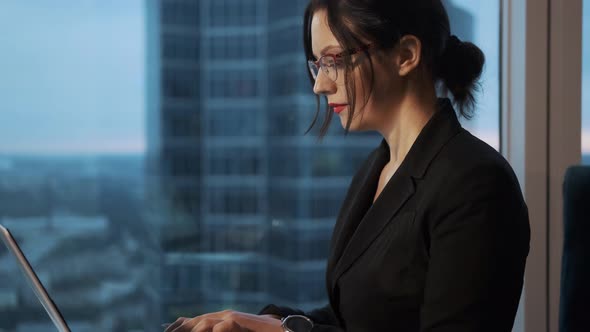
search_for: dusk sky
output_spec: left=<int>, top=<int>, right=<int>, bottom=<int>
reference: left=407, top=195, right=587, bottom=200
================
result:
left=0, top=0, right=588, bottom=155
left=0, top=0, right=145, bottom=155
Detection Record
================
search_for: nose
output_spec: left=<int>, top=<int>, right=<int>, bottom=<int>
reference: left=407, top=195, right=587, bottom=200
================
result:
left=312, top=70, right=337, bottom=96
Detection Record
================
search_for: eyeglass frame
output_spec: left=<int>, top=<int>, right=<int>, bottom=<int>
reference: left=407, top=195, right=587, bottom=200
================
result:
left=307, top=43, right=373, bottom=83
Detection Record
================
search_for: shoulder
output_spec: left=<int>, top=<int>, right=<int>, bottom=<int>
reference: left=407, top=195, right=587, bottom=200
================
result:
left=422, top=129, right=525, bottom=210
left=431, top=129, right=519, bottom=187
left=417, top=130, right=530, bottom=249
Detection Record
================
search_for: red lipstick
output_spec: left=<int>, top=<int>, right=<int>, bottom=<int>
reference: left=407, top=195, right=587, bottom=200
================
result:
left=329, top=103, right=348, bottom=114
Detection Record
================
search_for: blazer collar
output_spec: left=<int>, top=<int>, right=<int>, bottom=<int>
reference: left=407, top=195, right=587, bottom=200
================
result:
left=379, top=97, right=463, bottom=179
left=328, top=98, right=463, bottom=295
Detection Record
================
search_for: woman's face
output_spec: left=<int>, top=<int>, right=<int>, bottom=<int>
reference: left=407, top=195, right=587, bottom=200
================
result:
left=310, top=9, right=405, bottom=132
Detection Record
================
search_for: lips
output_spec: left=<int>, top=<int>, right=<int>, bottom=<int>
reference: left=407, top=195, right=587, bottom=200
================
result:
left=329, top=103, right=348, bottom=114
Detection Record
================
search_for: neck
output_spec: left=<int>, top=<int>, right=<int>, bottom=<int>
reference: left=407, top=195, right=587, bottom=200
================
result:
left=378, top=92, right=438, bottom=167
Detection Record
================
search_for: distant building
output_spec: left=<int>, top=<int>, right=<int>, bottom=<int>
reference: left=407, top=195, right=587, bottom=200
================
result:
left=0, top=215, right=151, bottom=331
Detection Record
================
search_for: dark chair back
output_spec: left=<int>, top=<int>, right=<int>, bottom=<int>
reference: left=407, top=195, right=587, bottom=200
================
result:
left=560, top=165, right=590, bottom=332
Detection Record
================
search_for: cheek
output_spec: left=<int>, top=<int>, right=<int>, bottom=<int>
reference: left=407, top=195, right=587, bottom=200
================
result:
left=340, top=67, right=381, bottom=123
left=349, top=67, right=377, bottom=111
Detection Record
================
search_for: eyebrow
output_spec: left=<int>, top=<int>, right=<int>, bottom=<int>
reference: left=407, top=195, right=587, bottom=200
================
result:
left=313, top=45, right=343, bottom=59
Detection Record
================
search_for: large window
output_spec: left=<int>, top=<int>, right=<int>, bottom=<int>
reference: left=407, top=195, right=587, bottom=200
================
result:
left=0, top=1, right=502, bottom=331
left=583, top=0, right=590, bottom=164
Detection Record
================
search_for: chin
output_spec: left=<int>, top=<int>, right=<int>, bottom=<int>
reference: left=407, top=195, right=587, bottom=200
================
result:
left=337, top=107, right=375, bottom=132
left=339, top=116, right=367, bottom=132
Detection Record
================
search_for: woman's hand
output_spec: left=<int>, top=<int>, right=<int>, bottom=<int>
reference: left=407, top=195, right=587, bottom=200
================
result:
left=164, top=310, right=284, bottom=332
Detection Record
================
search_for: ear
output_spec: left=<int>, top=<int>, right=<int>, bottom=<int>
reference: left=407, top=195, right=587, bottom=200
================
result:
left=396, top=35, right=422, bottom=77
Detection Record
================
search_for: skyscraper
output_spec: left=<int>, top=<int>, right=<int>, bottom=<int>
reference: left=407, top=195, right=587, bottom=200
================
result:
left=146, top=0, right=474, bottom=322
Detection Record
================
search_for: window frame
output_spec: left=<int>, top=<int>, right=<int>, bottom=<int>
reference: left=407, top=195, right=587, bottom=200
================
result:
left=500, top=1, right=583, bottom=331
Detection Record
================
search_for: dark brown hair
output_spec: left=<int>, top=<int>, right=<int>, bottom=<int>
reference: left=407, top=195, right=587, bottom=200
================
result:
left=303, top=0, right=485, bottom=137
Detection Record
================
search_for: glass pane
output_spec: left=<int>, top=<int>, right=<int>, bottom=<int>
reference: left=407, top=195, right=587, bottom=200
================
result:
left=0, top=1, right=149, bottom=331
left=447, top=0, right=501, bottom=151
left=0, top=1, right=501, bottom=331
left=583, top=0, right=590, bottom=164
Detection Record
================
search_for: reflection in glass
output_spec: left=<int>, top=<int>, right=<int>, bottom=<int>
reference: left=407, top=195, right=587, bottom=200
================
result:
left=0, top=1, right=501, bottom=331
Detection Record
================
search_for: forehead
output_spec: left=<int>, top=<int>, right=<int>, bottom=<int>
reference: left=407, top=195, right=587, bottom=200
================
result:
left=310, top=9, right=341, bottom=57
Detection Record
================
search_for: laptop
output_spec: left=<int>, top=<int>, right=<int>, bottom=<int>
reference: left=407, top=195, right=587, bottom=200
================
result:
left=0, top=223, right=71, bottom=332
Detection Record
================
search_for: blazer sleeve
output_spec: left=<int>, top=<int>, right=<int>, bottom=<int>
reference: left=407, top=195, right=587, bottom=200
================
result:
left=258, top=303, right=344, bottom=332
left=419, top=163, right=530, bottom=332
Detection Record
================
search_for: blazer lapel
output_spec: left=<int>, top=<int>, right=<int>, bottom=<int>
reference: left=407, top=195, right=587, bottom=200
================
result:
left=327, top=98, right=463, bottom=295
left=330, top=173, right=415, bottom=293
left=326, top=143, right=388, bottom=279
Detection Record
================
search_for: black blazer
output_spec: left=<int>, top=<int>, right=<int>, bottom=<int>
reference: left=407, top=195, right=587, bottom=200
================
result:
left=260, top=98, right=531, bottom=332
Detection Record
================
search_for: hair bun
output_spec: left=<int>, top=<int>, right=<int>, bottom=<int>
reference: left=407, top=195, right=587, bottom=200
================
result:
left=437, top=35, right=485, bottom=119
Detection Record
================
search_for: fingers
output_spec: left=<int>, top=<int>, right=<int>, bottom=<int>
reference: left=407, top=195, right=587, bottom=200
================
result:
left=188, top=317, right=223, bottom=332
left=187, top=310, right=234, bottom=328
left=165, top=310, right=260, bottom=332
left=165, top=317, right=187, bottom=332
left=169, top=317, right=245, bottom=332
left=167, top=310, right=237, bottom=332
left=211, top=319, right=246, bottom=332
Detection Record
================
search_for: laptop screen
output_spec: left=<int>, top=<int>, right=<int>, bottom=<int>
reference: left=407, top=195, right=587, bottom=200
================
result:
left=0, top=224, right=71, bottom=332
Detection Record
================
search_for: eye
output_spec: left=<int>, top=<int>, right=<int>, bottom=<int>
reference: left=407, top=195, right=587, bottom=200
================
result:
left=322, top=57, right=336, bottom=68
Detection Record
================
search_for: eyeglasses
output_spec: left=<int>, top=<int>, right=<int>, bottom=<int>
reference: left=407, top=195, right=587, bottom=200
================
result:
left=307, top=44, right=372, bottom=83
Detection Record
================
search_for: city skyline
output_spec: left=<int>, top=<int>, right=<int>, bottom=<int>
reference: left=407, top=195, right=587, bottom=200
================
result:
left=2, top=1, right=586, bottom=155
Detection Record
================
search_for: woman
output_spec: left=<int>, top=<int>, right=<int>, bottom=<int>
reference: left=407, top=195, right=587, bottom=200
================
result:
left=165, top=0, right=530, bottom=331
